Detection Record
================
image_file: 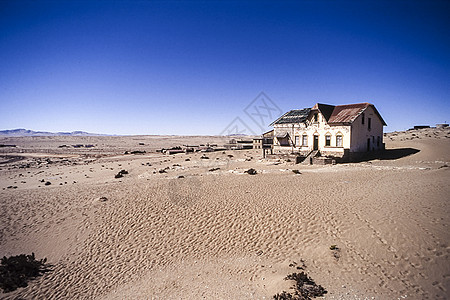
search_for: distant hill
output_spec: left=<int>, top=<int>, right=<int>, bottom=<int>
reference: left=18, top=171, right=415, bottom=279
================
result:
left=0, top=129, right=107, bottom=136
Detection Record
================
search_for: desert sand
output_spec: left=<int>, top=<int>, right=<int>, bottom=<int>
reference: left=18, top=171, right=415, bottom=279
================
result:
left=0, top=128, right=449, bottom=299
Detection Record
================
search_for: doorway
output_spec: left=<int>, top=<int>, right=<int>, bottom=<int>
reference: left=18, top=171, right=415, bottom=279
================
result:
left=313, top=135, right=319, bottom=150
left=367, top=138, right=371, bottom=152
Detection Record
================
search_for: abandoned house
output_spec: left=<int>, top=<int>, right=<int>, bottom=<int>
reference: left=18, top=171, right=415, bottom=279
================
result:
left=270, top=102, right=386, bottom=161
left=253, top=129, right=274, bottom=149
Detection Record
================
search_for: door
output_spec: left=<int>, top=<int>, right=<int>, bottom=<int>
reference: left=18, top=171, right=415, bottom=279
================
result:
left=313, top=135, right=319, bottom=150
left=367, top=138, right=371, bottom=152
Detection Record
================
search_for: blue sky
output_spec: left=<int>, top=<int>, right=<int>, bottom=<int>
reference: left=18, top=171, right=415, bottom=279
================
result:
left=1, top=0, right=449, bottom=135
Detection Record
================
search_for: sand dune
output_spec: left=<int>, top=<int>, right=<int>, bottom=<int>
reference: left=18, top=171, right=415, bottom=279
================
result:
left=0, top=128, right=449, bottom=299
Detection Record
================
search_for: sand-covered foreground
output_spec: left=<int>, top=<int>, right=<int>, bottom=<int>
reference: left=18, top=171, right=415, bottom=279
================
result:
left=1, top=128, right=449, bottom=299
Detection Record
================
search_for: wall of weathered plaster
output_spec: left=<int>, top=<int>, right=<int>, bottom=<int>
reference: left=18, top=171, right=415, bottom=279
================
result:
left=350, top=106, right=384, bottom=152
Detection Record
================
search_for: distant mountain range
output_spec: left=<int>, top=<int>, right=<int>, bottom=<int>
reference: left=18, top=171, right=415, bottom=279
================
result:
left=0, top=129, right=107, bottom=136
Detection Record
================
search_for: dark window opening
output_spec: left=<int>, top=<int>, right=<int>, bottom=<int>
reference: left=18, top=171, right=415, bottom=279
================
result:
left=325, top=135, right=331, bottom=146
left=362, top=113, right=365, bottom=125
left=314, top=113, right=318, bottom=122
left=368, top=118, right=372, bottom=130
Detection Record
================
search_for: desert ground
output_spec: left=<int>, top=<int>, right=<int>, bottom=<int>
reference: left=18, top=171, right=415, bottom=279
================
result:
left=0, top=128, right=449, bottom=299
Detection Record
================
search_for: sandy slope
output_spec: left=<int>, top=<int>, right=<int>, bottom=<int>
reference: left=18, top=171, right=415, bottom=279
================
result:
left=0, top=128, right=449, bottom=299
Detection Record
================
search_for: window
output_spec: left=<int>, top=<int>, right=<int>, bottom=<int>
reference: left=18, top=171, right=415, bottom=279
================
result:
left=314, top=113, right=318, bottom=122
left=377, top=136, right=380, bottom=147
left=302, top=135, right=308, bottom=146
left=362, top=113, right=365, bottom=125
left=325, top=135, right=331, bottom=146
left=368, top=118, right=372, bottom=130
left=336, top=134, right=343, bottom=147
left=295, top=136, right=299, bottom=146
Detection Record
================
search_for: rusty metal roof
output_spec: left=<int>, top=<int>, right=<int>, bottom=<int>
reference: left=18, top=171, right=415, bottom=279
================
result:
left=327, top=103, right=370, bottom=124
left=271, top=102, right=386, bottom=126
left=270, top=108, right=311, bottom=125
left=328, top=103, right=386, bottom=125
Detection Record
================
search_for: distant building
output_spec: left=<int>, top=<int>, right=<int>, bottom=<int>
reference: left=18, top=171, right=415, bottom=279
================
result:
left=253, top=130, right=274, bottom=149
left=270, top=102, right=386, bottom=161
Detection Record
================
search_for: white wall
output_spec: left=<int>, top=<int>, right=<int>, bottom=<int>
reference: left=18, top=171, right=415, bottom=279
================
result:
left=350, top=106, right=384, bottom=152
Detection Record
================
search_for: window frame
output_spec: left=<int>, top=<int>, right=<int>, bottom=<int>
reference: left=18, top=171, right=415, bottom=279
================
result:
left=302, top=134, right=308, bottom=146
left=336, top=134, right=343, bottom=147
left=325, top=134, right=331, bottom=147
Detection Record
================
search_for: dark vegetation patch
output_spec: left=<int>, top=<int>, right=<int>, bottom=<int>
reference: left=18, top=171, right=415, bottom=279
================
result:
left=273, top=261, right=327, bottom=300
left=0, top=253, right=51, bottom=293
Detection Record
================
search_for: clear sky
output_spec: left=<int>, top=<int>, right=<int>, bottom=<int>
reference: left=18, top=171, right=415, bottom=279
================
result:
left=1, top=0, right=449, bottom=135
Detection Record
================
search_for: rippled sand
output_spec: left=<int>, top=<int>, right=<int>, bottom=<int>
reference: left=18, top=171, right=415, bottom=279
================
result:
left=1, top=128, right=449, bottom=299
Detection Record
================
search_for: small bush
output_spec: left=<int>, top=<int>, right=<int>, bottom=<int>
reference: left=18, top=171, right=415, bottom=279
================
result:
left=0, top=253, right=51, bottom=293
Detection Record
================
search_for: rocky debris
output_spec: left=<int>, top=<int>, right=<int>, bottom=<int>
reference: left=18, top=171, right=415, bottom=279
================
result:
left=208, top=167, right=220, bottom=172
left=292, top=170, right=301, bottom=174
left=245, top=168, right=257, bottom=175
left=115, top=170, right=129, bottom=178
left=200, top=155, right=209, bottom=159
left=177, top=175, right=185, bottom=179
left=130, top=150, right=146, bottom=154
left=44, top=181, right=51, bottom=186
left=330, top=245, right=340, bottom=260
left=158, top=167, right=170, bottom=173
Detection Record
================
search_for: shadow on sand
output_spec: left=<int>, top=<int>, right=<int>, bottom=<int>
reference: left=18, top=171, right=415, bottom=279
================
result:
left=355, top=148, right=420, bottom=162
